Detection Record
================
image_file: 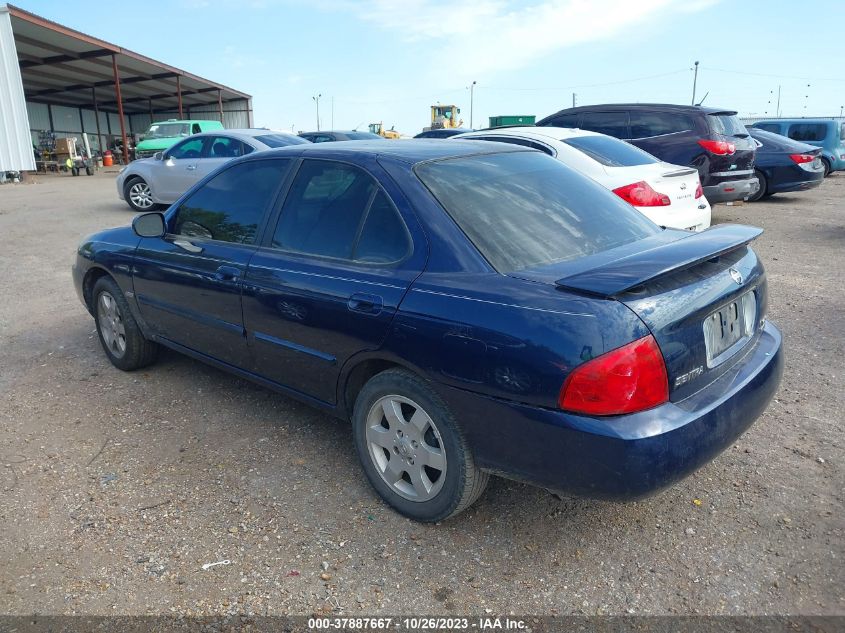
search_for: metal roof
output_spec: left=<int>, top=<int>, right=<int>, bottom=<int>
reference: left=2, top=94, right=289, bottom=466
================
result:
left=6, top=3, right=250, bottom=114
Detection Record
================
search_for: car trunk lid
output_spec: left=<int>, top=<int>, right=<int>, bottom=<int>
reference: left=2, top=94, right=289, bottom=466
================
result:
left=509, top=225, right=768, bottom=399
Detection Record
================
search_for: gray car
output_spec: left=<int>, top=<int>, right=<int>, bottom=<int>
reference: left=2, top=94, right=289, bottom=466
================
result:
left=117, top=129, right=309, bottom=212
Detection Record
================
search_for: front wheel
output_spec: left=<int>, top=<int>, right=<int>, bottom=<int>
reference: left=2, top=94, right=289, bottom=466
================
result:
left=124, top=177, right=160, bottom=212
left=748, top=170, right=767, bottom=202
left=352, top=369, right=488, bottom=522
left=92, top=276, right=158, bottom=371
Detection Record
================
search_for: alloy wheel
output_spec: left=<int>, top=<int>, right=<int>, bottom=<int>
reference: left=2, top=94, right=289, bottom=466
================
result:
left=365, top=395, right=447, bottom=502
left=128, top=181, right=154, bottom=209
left=97, top=291, right=127, bottom=358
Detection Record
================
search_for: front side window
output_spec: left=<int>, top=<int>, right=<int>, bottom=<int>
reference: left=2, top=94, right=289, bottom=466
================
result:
left=788, top=123, right=827, bottom=142
left=580, top=111, right=628, bottom=138
left=167, top=137, right=205, bottom=159
left=562, top=135, right=659, bottom=167
left=272, top=160, right=408, bottom=263
left=416, top=151, right=658, bottom=272
left=172, top=159, right=291, bottom=245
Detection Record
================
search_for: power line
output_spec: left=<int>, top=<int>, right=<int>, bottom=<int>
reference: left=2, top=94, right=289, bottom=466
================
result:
left=702, top=66, right=845, bottom=83
left=480, top=69, right=689, bottom=92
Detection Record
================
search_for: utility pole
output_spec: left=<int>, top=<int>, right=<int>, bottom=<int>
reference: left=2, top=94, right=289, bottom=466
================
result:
left=691, top=61, right=699, bottom=106
left=331, top=97, right=334, bottom=129
left=776, top=85, right=781, bottom=117
left=312, top=94, right=321, bottom=131
left=469, top=81, right=477, bottom=129
left=572, top=92, right=576, bottom=107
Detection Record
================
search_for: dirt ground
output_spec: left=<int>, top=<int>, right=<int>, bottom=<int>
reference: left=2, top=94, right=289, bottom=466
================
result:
left=0, top=170, right=842, bottom=617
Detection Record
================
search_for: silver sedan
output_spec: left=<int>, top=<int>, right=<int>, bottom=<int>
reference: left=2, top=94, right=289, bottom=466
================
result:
left=116, top=129, right=309, bottom=212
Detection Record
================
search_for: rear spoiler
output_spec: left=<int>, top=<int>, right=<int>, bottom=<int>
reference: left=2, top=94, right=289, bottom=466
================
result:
left=555, top=224, right=763, bottom=298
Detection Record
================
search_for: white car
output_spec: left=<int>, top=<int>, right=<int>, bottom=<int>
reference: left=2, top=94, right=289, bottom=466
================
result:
left=452, top=127, right=711, bottom=231
left=116, top=129, right=309, bottom=212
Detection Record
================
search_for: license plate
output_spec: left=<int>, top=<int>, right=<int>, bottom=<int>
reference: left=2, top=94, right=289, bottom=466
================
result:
left=703, top=292, right=756, bottom=365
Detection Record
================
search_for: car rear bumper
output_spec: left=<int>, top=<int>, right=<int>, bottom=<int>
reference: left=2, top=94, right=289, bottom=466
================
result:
left=703, top=177, right=760, bottom=203
left=437, top=321, right=783, bottom=500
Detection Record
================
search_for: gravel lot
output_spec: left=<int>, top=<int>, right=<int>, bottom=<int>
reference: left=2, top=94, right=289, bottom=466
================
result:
left=0, top=171, right=842, bottom=617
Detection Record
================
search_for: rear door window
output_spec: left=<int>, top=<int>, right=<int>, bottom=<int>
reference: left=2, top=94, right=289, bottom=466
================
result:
left=840, top=123, right=845, bottom=141
left=561, top=135, right=659, bottom=167
left=787, top=123, right=828, bottom=142
left=629, top=112, right=694, bottom=138
left=579, top=111, right=629, bottom=138
left=272, top=160, right=409, bottom=262
left=548, top=113, right=579, bottom=128
left=206, top=136, right=248, bottom=158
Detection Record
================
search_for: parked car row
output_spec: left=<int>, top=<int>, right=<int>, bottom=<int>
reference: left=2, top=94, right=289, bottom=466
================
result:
left=79, top=139, right=783, bottom=522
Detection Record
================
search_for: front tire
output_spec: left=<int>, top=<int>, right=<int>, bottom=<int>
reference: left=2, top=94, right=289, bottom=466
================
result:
left=748, top=170, right=767, bottom=202
left=352, top=369, right=488, bottom=522
left=124, top=176, right=160, bottom=212
left=92, top=276, right=158, bottom=371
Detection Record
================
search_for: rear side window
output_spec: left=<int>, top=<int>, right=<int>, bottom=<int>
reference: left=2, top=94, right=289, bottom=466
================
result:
left=416, top=151, right=658, bottom=272
left=272, top=160, right=408, bottom=263
left=207, top=136, right=248, bottom=158
left=562, top=135, right=659, bottom=167
left=753, top=123, right=781, bottom=134
left=840, top=123, right=845, bottom=141
left=172, top=159, right=291, bottom=244
left=579, top=111, right=628, bottom=138
left=788, top=123, right=827, bottom=142
left=470, top=135, right=555, bottom=156
left=708, top=113, right=748, bottom=137
left=547, top=113, right=579, bottom=128
left=629, top=112, right=694, bottom=138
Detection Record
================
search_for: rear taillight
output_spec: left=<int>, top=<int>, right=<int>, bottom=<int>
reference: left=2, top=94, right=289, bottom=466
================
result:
left=612, top=181, right=671, bottom=207
left=558, top=334, right=669, bottom=416
left=694, top=181, right=704, bottom=199
left=789, top=153, right=815, bottom=164
left=698, top=139, right=736, bottom=155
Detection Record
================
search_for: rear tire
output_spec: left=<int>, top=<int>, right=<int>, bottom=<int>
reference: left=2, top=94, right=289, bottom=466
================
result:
left=124, top=176, right=160, bottom=212
left=821, top=157, right=831, bottom=177
left=92, top=276, right=158, bottom=371
left=748, top=170, right=767, bottom=202
left=352, top=368, right=488, bottom=522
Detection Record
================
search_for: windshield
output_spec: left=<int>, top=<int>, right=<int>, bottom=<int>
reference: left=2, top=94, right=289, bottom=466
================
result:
left=146, top=123, right=190, bottom=139
left=562, top=135, right=659, bottom=167
left=255, top=134, right=310, bottom=148
left=416, top=151, right=659, bottom=272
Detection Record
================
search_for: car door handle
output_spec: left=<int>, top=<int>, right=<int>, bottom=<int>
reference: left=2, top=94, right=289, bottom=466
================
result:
left=214, top=265, right=241, bottom=282
left=172, top=239, right=203, bottom=254
left=186, top=165, right=197, bottom=171
left=348, top=293, right=383, bottom=314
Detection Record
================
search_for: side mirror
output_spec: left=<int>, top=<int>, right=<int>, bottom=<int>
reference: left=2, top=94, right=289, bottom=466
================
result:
left=153, top=151, right=163, bottom=161
left=132, top=212, right=166, bottom=238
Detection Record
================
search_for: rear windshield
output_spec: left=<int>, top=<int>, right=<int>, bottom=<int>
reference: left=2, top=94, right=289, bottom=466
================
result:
left=415, top=151, right=659, bottom=272
left=562, top=135, right=659, bottom=167
left=255, top=134, right=310, bottom=148
left=708, top=113, right=748, bottom=137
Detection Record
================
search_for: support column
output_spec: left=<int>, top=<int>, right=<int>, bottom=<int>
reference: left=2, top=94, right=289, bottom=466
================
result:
left=148, top=98, right=154, bottom=122
left=218, top=89, right=224, bottom=124
left=112, top=54, right=129, bottom=164
left=176, top=75, right=184, bottom=118
left=92, top=87, right=104, bottom=155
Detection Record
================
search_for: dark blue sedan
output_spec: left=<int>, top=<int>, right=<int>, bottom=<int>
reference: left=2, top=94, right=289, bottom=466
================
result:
left=73, top=141, right=783, bottom=522
left=747, top=127, right=824, bottom=201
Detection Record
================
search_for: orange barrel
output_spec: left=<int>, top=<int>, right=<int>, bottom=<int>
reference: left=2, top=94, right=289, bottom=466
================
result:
left=103, top=153, right=113, bottom=167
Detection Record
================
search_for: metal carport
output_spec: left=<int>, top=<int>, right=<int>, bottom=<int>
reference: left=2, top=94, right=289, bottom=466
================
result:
left=0, top=3, right=252, bottom=169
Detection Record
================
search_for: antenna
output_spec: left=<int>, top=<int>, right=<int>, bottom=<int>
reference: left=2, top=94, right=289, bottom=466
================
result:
left=696, top=91, right=709, bottom=107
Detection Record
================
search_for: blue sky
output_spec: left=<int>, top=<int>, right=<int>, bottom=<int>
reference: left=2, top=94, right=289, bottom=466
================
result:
left=17, top=0, right=845, bottom=134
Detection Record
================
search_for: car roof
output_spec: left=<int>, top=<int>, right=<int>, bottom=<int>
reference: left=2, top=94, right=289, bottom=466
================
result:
left=544, top=103, right=736, bottom=115
left=457, top=126, right=603, bottom=142
left=250, top=139, right=528, bottom=164
left=190, top=129, right=300, bottom=140
left=753, top=118, right=835, bottom=125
